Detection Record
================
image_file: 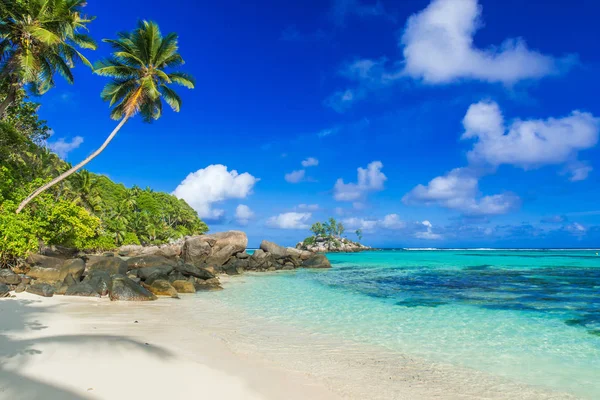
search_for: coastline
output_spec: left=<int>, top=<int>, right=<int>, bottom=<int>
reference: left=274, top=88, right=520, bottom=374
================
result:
left=1, top=282, right=579, bottom=400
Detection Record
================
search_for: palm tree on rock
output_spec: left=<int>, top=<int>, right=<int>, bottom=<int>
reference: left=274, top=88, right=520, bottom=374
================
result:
left=16, top=20, right=195, bottom=213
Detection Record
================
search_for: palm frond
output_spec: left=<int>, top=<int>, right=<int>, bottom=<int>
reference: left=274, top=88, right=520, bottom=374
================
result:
left=168, top=72, right=195, bottom=89
left=97, top=21, right=195, bottom=121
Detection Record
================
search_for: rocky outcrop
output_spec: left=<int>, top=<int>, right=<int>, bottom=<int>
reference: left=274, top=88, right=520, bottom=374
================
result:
left=136, top=265, right=174, bottom=282
left=183, top=231, right=247, bottom=266
left=1, top=231, right=337, bottom=302
left=259, top=240, right=287, bottom=259
left=125, top=255, right=177, bottom=270
left=86, top=256, right=128, bottom=276
left=175, top=264, right=215, bottom=280
left=27, top=283, right=55, bottom=297
left=65, top=282, right=101, bottom=298
left=109, top=275, right=157, bottom=301
left=245, top=241, right=329, bottom=272
left=83, top=270, right=112, bottom=296
left=60, top=259, right=85, bottom=281
left=25, top=254, right=64, bottom=269
left=172, top=280, right=195, bottom=293
left=194, top=277, right=222, bottom=291
left=27, top=266, right=62, bottom=283
left=0, top=283, right=9, bottom=297
left=0, top=269, right=21, bottom=285
left=118, top=242, right=182, bottom=258
left=297, top=236, right=370, bottom=253
left=40, top=245, right=79, bottom=259
left=302, top=254, right=332, bottom=269
left=146, top=280, right=179, bottom=298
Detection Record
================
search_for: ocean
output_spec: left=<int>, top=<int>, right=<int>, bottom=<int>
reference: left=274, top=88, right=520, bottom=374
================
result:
left=210, top=249, right=600, bottom=398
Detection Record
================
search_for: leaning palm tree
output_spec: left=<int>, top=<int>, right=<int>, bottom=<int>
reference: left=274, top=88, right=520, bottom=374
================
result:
left=16, top=20, right=195, bottom=213
left=0, top=0, right=96, bottom=116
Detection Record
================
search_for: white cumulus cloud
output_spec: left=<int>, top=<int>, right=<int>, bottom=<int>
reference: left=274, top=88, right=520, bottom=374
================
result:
left=343, top=214, right=405, bottom=232
left=463, top=101, right=599, bottom=178
left=403, top=167, right=520, bottom=216
left=235, top=204, right=254, bottom=225
left=404, top=102, right=599, bottom=216
left=284, top=169, right=306, bottom=183
left=334, top=161, right=387, bottom=201
left=173, top=164, right=258, bottom=221
left=401, top=0, right=564, bottom=85
left=342, top=214, right=442, bottom=239
left=47, top=136, right=84, bottom=159
left=267, top=212, right=312, bottom=230
left=301, top=157, right=319, bottom=167
left=415, top=220, right=442, bottom=240
left=325, top=0, right=571, bottom=111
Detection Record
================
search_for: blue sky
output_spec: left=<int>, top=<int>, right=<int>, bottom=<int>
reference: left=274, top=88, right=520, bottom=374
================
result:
left=40, top=0, right=600, bottom=248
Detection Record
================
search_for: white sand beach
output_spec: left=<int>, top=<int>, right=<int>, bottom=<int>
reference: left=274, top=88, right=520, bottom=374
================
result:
left=0, top=288, right=578, bottom=400
left=0, top=292, right=342, bottom=400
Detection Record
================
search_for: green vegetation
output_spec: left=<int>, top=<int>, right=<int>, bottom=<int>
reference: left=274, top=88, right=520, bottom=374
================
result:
left=355, top=229, right=363, bottom=241
left=0, top=3, right=207, bottom=267
left=0, top=0, right=96, bottom=116
left=17, top=19, right=195, bottom=213
left=301, top=217, right=355, bottom=250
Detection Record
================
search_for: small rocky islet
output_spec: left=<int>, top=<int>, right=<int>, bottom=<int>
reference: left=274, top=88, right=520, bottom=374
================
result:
left=0, top=231, right=331, bottom=301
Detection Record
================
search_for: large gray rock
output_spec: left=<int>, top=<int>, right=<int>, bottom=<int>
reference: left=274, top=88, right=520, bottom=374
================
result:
left=136, top=265, right=175, bottom=282
left=183, top=231, right=247, bottom=266
left=86, top=256, right=127, bottom=276
left=247, top=249, right=274, bottom=270
left=15, top=282, right=27, bottom=293
left=0, top=283, right=9, bottom=297
left=65, top=282, right=101, bottom=298
left=125, top=255, right=177, bottom=270
left=286, top=247, right=311, bottom=260
left=109, top=275, right=157, bottom=301
left=168, top=270, right=187, bottom=283
left=25, top=254, right=64, bottom=269
left=40, top=245, right=78, bottom=259
left=222, top=258, right=247, bottom=275
left=194, top=277, right=223, bottom=291
left=182, top=237, right=212, bottom=265
left=302, top=254, right=332, bottom=269
left=55, top=273, right=78, bottom=295
left=27, top=283, right=55, bottom=297
left=27, top=266, right=62, bottom=283
left=118, top=243, right=182, bottom=258
left=59, top=259, right=85, bottom=281
left=172, top=280, right=196, bottom=293
left=83, top=270, right=112, bottom=296
left=206, top=244, right=237, bottom=266
left=259, top=240, right=287, bottom=259
left=0, top=269, right=21, bottom=285
left=176, top=264, right=215, bottom=280
left=146, top=280, right=179, bottom=298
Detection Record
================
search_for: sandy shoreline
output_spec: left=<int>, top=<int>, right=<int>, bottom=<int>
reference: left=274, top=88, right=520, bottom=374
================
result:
left=0, top=287, right=579, bottom=400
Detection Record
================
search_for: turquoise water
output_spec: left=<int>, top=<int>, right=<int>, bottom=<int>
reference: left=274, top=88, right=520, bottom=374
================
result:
left=214, top=250, right=600, bottom=398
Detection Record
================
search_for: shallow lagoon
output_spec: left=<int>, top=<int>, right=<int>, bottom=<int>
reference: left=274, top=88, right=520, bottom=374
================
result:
left=213, top=250, right=600, bottom=398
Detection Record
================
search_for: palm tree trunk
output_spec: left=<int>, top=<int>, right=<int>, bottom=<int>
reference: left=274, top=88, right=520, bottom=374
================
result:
left=16, top=116, right=130, bottom=214
left=0, top=88, right=17, bottom=118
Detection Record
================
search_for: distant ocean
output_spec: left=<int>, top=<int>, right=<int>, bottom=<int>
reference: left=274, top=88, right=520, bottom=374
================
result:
left=213, top=249, right=600, bottom=398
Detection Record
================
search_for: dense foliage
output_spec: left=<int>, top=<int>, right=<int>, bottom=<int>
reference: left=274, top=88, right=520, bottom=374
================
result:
left=0, top=0, right=96, bottom=115
left=0, top=3, right=205, bottom=267
left=0, top=96, right=208, bottom=266
left=302, top=218, right=354, bottom=249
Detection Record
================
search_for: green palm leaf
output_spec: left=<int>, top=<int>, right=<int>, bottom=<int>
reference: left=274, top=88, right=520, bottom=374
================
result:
left=95, top=20, right=195, bottom=121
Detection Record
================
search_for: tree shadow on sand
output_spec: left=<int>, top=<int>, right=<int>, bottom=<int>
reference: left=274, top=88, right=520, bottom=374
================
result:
left=0, top=298, right=174, bottom=400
